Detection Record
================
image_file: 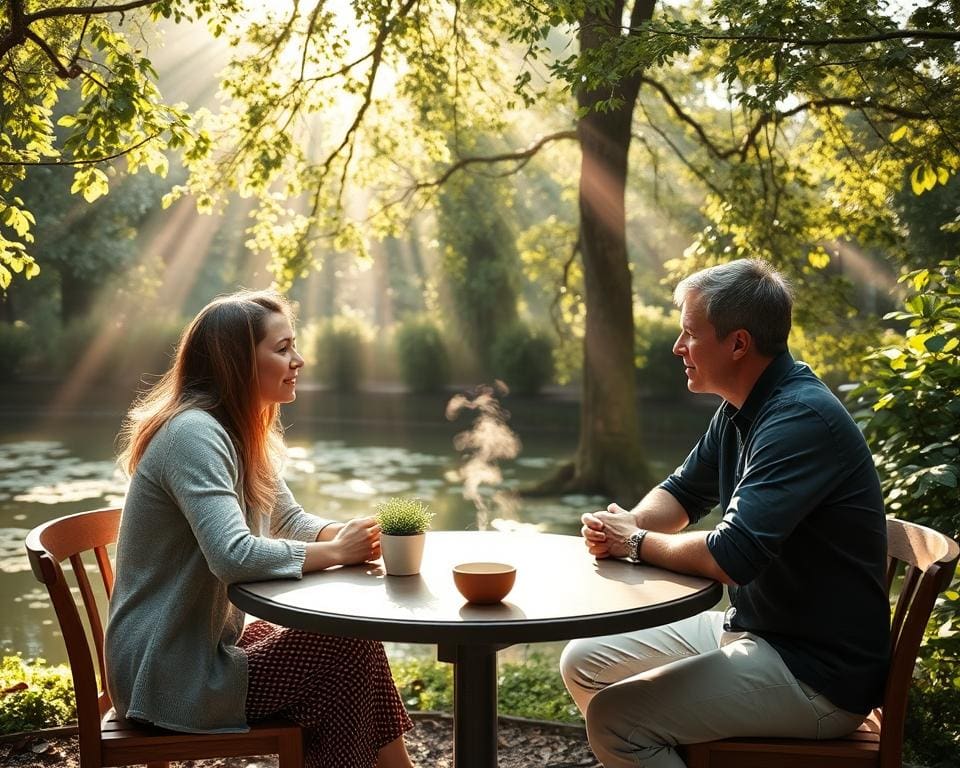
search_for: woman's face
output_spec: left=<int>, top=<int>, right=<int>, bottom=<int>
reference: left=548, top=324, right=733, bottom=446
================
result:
left=255, top=312, right=303, bottom=410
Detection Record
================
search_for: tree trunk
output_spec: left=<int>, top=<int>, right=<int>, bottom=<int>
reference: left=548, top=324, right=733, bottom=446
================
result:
left=535, top=0, right=656, bottom=504
left=60, top=272, right=98, bottom=325
left=0, top=290, right=15, bottom=323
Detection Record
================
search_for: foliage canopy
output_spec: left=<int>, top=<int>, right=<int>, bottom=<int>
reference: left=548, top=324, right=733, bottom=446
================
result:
left=0, top=0, right=232, bottom=288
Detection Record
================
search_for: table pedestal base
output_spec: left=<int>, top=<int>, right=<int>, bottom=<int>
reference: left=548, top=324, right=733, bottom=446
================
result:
left=438, top=643, right=508, bottom=768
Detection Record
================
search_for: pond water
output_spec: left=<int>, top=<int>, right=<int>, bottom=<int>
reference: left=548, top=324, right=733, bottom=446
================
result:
left=0, top=389, right=716, bottom=665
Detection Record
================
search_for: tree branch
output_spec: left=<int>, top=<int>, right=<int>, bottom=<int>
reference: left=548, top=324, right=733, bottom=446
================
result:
left=780, top=96, right=929, bottom=121
left=25, top=0, right=160, bottom=24
left=2, top=0, right=160, bottom=63
left=364, top=129, right=578, bottom=227
left=24, top=29, right=82, bottom=78
left=411, top=130, right=578, bottom=192
left=1, top=0, right=27, bottom=60
left=551, top=232, right=580, bottom=339
left=636, top=24, right=960, bottom=46
left=640, top=74, right=940, bottom=164
left=318, top=0, right=418, bottom=180
left=639, top=76, right=732, bottom=159
left=0, top=132, right=160, bottom=166
left=637, top=101, right=725, bottom=198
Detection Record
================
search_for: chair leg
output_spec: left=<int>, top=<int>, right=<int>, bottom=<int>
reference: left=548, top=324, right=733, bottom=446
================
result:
left=682, top=744, right=710, bottom=768
left=277, top=728, right=305, bottom=768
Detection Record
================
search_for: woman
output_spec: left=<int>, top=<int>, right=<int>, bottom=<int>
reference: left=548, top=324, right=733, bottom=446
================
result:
left=104, top=290, right=415, bottom=768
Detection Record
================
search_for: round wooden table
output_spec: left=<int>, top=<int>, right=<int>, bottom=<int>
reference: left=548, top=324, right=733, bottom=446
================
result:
left=229, top=531, right=722, bottom=768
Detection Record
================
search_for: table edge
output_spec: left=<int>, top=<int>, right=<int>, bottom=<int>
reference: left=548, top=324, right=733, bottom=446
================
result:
left=228, top=580, right=724, bottom=647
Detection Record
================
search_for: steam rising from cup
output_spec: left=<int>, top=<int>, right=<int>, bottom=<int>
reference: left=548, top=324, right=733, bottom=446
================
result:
left=445, top=381, right=521, bottom=530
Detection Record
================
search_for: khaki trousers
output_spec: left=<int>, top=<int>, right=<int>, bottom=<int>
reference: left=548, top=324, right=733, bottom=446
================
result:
left=560, top=612, right=865, bottom=768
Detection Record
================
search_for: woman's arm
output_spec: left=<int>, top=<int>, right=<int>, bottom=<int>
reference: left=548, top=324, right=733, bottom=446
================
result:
left=316, top=521, right=343, bottom=541
left=270, top=478, right=328, bottom=542
left=161, top=413, right=309, bottom=583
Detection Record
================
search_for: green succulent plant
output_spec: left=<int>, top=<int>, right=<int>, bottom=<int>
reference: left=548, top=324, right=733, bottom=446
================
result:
left=375, top=497, right=434, bottom=536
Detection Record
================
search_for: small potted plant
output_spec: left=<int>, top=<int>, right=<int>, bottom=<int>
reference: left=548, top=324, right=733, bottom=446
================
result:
left=375, top=497, right=434, bottom=576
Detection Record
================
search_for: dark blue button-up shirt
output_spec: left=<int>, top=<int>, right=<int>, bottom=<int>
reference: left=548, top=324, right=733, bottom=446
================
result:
left=660, top=352, right=889, bottom=714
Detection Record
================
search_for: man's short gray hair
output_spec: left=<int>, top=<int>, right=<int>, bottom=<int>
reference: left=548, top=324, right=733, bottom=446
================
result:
left=674, top=259, right=793, bottom=357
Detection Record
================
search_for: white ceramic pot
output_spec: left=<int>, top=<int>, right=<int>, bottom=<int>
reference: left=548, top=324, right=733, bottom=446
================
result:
left=380, top=532, right=426, bottom=576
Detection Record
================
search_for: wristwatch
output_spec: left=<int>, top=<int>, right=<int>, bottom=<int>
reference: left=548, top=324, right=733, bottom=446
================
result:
left=627, top=529, right=648, bottom=564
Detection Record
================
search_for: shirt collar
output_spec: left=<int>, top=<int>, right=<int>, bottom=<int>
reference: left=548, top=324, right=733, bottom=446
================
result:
left=721, top=351, right=796, bottom=430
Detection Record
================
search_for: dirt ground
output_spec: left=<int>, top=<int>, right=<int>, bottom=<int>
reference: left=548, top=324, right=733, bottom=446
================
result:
left=0, top=714, right=601, bottom=768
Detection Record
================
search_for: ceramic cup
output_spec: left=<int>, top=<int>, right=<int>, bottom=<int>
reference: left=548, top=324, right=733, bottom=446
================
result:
left=452, top=562, right=516, bottom=604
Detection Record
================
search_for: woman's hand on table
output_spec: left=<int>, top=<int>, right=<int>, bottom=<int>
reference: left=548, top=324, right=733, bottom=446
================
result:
left=332, top=517, right=381, bottom=564
left=303, top=516, right=381, bottom=571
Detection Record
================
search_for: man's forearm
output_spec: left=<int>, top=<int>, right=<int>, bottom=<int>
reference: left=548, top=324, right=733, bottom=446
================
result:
left=630, top=488, right=690, bottom=533
left=640, top=530, right=735, bottom=585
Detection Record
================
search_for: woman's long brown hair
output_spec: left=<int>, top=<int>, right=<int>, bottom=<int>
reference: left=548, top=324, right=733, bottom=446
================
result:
left=118, top=290, right=293, bottom=516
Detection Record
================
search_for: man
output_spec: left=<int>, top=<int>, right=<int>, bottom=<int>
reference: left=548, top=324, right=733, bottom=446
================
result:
left=561, top=259, right=889, bottom=768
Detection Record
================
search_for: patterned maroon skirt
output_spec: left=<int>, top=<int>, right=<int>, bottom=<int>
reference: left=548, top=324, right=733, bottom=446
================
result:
left=240, top=620, right=414, bottom=768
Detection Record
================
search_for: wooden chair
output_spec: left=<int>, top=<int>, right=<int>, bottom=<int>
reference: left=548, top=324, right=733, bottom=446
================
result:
left=682, top=516, right=960, bottom=768
left=25, top=507, right=304, bottom=768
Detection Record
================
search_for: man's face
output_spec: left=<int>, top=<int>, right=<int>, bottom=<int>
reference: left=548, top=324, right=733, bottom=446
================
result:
left=672, top=290, right=736, bottom=398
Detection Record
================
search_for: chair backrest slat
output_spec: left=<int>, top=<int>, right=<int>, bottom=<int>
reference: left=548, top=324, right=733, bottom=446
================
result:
left=94, top=545, right=114, bottom=598
left=890, top=563, right=920, bottom=641
left=69, top=552, right=108, bottom=689
left=884, top=556, right=897, bottom=593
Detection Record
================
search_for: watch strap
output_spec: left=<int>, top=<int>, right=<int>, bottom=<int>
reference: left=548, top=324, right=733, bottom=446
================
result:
left=628, top=528, right=649, bottom=564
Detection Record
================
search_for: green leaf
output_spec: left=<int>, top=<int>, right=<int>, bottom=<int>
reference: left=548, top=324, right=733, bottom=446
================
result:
left=901, top=365, right=926, bottom=379
left=911, top=165, right=926, bottom=195
left=83, top=169, right=110, bottom=203
left=873, top=392, right=895, bottom=411
left=928, top=467, right=958, bottom=488
left=910, top=164, right=939, bottom=195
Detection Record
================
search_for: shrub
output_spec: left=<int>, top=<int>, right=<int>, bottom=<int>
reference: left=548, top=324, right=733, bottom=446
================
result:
left=904, top=658, right=960, bottom=768
left=851, top=258, right=960, bottom=539
left=395, top=318, right=450, bottom=393
left=0, top=321, right=31, bottom=380
left=0, top=655, right=76, bottom=735
left=314, top=316, right=370, bottom=391
left=789, top=322, right=889, bottom=392
left=497, top=653, right=581, bottom=723
left=111, top=315, right=184, bottom=379
left=49, top=313, right=184, bottom=383
left=391, top=653, right=581, bottom=723
left=634, top=304, right=681, bottom=398
left=491, top=323, right=554, bottom=396
left=50, top=314, right=98, bottom=375
left=392, top=657, right=454, bottom=713
left=850, top=257, right=960, bottom=766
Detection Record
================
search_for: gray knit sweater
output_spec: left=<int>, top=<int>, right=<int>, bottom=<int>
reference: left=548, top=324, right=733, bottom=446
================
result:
left=104, top=409, right=328, bottom=733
